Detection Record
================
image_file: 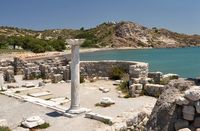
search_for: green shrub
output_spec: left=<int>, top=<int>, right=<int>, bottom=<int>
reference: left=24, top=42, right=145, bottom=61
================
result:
left=35, top=122, right=50, bottom=129
left=80, top=75, right=85, bottom=83
left=117, top=80, right=129, bottom=94
left=0, top=126, right=11, bottom=131
left=110, top=67, right=125, bottom=80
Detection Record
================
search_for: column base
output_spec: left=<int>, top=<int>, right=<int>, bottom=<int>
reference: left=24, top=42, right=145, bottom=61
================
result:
left=65, top=107, right=91, bottom=117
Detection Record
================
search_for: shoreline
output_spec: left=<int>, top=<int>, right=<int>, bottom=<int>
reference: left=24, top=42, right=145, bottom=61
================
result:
left=65, top=47, right=153, bottom=54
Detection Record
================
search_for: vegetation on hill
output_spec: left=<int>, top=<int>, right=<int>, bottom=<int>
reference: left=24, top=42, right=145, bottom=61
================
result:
left=0, top=21, right=200, bottom=53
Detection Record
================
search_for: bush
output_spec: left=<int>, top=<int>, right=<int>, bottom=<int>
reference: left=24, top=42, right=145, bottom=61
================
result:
left=110, top=67, right=125, bottom=80
left=118, top=80, right=129, bottom=94
left=80, top=75, right=85, bottom=83
left=0, top=126, right=11, bottom=131
left=35, top=122, right=50, bottom=129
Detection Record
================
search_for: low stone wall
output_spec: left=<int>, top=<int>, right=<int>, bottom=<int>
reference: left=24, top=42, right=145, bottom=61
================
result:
left=80, top=60, right=148, bottom=78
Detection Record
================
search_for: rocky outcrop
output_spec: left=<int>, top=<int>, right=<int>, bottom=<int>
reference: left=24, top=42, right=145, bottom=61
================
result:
left=145, top=79, right=195, bottom=131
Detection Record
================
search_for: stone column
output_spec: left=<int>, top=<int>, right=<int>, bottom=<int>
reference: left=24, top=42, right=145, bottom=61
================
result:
left=66, top=39, right=89, bottom=114
left=70, top=43, right=80, bottom=110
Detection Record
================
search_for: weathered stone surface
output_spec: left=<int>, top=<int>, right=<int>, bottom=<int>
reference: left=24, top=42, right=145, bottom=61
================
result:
left=193, top=117, right=200, bottom=128
left=195, top=101, right=200, bottom=113
left=182, top=106, right=195, bottom=121
left=21, top=116, right=45, bottom=128
left=176, top=96, right=190, bottom=106
left=144, top=84, right=165, bottom=97
left=175, top=119, right=189, bottom=130
left=178, top=128, right=191, bottom=131
left=0, top=119, right=8, bottom=127
left=129, top=83, right=143, bottom=97
left=184, top=86, right=200, bottom=101
left=129, top=63, right=148, bottom=78
left=4, top=70, right=15, bottom=83
left=52, top=74, right=63, bottom=83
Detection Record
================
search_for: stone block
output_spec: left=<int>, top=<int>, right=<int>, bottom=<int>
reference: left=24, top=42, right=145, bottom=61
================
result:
left=175, top=119, right=189, bottom=130
left=52, top=74, right=63, bottom=83
left=129, top=63, right=148, bottom=78
left=182, top=106, right=195, bottom=121
left=144, top=84, right=165, bottom=97
left=85, top=112, right=113, bottom=125
left=148, top=72, right=163, bottom=84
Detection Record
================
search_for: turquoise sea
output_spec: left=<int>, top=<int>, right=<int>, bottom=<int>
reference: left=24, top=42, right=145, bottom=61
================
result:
left=80, top=47, right=200, bottom=78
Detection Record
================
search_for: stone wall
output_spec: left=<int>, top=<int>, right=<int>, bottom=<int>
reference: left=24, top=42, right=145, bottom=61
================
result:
left=80, top=60, right=148, bottom=79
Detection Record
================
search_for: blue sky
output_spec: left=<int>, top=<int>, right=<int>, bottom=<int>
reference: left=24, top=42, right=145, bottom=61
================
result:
left=0, top=0, right=199, bottom=34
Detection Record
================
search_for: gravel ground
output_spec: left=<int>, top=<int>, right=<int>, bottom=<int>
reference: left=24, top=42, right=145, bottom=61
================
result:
left=0, top=79, right=157, bottom=131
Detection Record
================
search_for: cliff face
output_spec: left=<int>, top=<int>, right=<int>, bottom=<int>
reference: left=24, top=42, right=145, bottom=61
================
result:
left=112, top=22, right=200, bottom=48
left=1, top=21, right=200, bottom=48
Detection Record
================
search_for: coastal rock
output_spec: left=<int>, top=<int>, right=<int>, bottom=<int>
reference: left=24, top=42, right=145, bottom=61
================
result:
left=145, top=86, right=181, bottom=131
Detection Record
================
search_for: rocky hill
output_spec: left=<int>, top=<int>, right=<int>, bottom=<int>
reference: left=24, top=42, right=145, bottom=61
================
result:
left=1, top=21, right=200, bottom=48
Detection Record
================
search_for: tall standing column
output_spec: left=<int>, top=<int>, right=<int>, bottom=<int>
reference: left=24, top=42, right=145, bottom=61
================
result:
left=66, top=39, right=89, bottom=115
left=70, top=43, right=80, bottom=110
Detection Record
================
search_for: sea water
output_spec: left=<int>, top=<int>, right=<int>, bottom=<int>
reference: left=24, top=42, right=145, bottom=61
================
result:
left=80, top=47, right=200, bottom=78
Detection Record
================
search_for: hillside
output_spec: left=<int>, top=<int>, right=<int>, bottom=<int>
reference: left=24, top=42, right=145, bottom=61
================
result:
left=1, top=21, right=200, bottom=49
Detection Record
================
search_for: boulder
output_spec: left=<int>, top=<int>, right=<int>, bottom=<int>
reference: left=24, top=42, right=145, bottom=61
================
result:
left=174, top=119, right=189, bottom=130
left=21, top=116, right=45, bottom=128
left=182, top=106, right=195, bottom=121
left=145, top=86, right=181, bottom=131
left=184, top=86, right=200, bottom=101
